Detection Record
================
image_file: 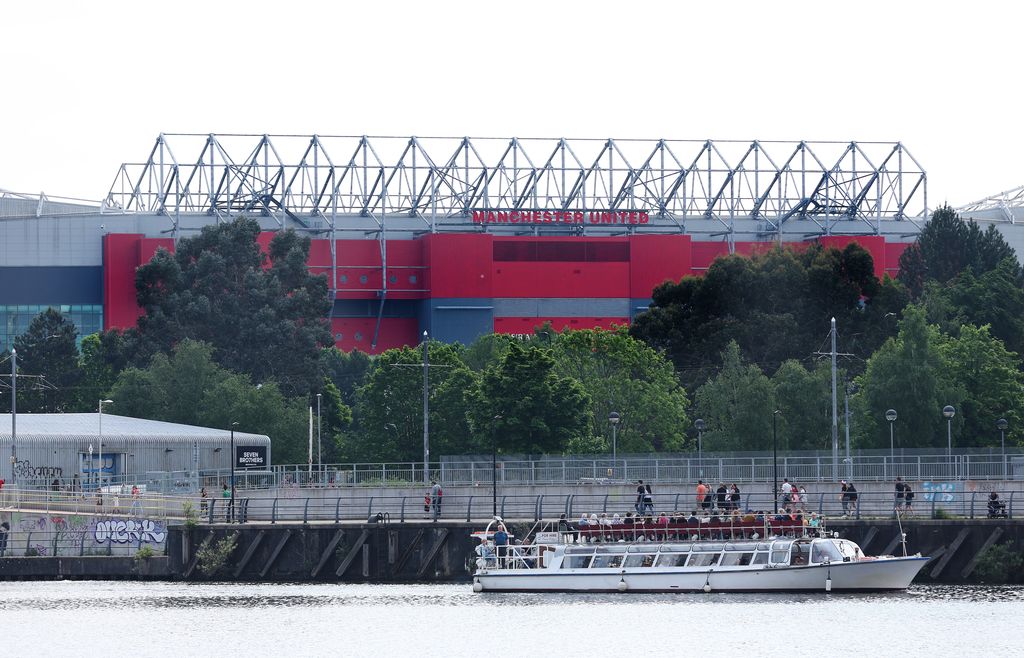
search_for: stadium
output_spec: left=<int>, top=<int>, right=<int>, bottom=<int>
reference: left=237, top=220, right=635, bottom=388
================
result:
left=0, top=134, right=1016, bottom=353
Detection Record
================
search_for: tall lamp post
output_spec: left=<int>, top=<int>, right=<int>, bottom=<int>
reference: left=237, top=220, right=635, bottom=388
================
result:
left=772, top=410, right=781, bottom=509
left=316, top=392, right=322, bottom=483
left=229, top=421, right=239, bottom=523
left=943, top=405, right=956, bottom=460
left=843, top=383, right=857, bottom=481
left=98, top=399, right=113, bottom=490
left=886, top=408, right=897, bottom=464
left=491, top=414, right=502, bottom=518
left=997, top=418, right=1008, bottom=479
left=8, top=348, right=15, bottom=494
left=694, top=418, right=705, bottom=478
left=608, top=411, right=620, bottom=467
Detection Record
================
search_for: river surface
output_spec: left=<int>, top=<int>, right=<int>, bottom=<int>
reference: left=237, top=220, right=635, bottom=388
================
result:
left=1, top=582, right=1022, bottom=657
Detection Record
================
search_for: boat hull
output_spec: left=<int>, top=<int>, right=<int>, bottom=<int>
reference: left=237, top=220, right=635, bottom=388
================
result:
left=475, top=556, right=930, bottom=593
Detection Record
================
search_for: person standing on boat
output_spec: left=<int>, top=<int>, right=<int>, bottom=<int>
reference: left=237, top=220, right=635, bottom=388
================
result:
left=493, top=524, right=509, bottom=568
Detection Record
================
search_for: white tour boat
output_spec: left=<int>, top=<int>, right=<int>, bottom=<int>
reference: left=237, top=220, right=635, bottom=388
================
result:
left=472, top=517, right=929, bottom=593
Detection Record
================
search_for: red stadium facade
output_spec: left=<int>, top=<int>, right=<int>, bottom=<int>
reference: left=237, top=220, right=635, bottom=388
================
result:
left=103, top=232, right=910, bottom=354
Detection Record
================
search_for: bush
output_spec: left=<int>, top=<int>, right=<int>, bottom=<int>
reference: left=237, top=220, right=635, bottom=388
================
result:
left=932, top=507, right=953, bottom=519
left=974, top=543, right=1024, bottom=584
left=183, top=501, right=199, bottom=530
left=196, top=532, right=239, bottom=578
left=134, top=546, right=156, bottom=561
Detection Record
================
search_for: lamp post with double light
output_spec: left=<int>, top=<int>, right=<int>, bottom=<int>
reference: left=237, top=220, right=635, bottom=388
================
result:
left=998, top=418, right=1008, bottom=479
left=98, top=399, right=113, bottom=491
left=229, top=421, right=239, bottom=523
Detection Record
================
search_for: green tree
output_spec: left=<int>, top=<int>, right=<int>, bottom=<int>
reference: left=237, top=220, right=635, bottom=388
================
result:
left=467, top=342, right=591, bottom=455
left=550, top=327, right=690, bottom=453
left=11, top=308, right=82, bottom=413
left=854, top=305, right=961, bottom=449
left=349, top=341, right=474, bottom=462
left=320, top=348, right=373, bottom=409
left=770, top=360, right=832, bottom=451
left=898, top=205, right=1021, bottom=298
left=923, top=258, right=1024, bottom=356
left=108, top=340, right=319, bottom=462
left=76, top=333, right=121, bottom=412
left=938, top=324, right=1024, bottom=449
left=691, top=342, right=775, bottom=452
left=125, top=216, right=332, bottom=396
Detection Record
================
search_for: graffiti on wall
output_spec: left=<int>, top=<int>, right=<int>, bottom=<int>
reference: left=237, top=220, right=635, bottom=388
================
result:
left=13, top=460, right=63, bottom=480
left=94, top=519, right=166, bottom=544
left=1, top=512, right=168, bottom=557
left=922, top=481, right=958, bottom=502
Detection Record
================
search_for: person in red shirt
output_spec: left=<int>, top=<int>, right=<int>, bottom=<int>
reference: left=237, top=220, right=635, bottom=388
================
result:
left=696, top=480, right=708, bottom=509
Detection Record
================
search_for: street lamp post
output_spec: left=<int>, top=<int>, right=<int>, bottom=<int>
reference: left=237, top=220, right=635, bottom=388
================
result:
left=492, top=414, right=502, bottom=518
left=997, top=418, right=1008, bottom=479
left=772, top=410, right=781, bottom=509
left=9, top=348, right=15, bottom=497
left=844, top=383, right=857, bottom=481
left=98, top=399, right=113, bottom=491
left=316, top=392, right=322, bottom=483
left=608, top=411, right=620, bottom=467
left=694, top=418, right=705, bottom=478
left=229, top=421, right=239, bottom=523
left=943, top=406, right=956, bottom=476
left=88, top=443, right=93, bottom=490
left=886, top=409, right=897, bottom=477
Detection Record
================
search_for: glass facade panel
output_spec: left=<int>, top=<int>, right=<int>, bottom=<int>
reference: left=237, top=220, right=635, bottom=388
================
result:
left=0, top=304, right=103, bottom=351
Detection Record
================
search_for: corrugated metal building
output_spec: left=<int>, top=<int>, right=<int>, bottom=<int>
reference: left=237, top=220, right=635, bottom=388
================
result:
left=0, top=413, right=271, bottom=491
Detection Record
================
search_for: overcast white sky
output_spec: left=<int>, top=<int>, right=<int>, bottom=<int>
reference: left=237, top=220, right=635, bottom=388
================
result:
left=2, top=1, right=1020, bottom=207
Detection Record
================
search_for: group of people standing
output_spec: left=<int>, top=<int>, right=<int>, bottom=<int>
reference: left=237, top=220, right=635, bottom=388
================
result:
left=695, top=480, right=742, bottom=511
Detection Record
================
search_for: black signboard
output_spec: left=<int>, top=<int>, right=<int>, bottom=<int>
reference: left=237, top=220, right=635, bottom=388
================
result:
left=235, top=445, right=267, bottom=469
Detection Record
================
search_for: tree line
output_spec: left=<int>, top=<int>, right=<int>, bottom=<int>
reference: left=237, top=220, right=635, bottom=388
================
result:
left=2, top=207, right=1022, bottom=462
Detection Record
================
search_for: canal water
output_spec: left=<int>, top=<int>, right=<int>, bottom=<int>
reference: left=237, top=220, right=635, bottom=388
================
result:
left=1, top=582, right=1021, bottom=656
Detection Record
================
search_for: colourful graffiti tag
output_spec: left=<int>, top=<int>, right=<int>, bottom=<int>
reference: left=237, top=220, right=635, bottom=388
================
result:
left=93, top=519, right=166, bottom=545
left=922, top=481, right=957, bottom=503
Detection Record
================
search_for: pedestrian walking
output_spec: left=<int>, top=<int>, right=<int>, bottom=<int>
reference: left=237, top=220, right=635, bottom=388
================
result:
left=0, top=521, right=8, bottom=557
left=643, top=482, right=654, bottom=514
left=430, top=480, right=443, bottom=521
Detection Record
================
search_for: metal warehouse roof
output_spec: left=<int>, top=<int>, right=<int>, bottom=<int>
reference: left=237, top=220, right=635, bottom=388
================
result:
left=0, top=413, right=269, bottom=444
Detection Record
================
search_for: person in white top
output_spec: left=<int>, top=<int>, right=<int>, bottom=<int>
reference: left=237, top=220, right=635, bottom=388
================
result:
left=781, top=478, right=793, bottom=510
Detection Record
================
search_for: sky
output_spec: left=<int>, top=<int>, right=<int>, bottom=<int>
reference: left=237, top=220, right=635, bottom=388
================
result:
left=2, top=0, right=1021, bottom=208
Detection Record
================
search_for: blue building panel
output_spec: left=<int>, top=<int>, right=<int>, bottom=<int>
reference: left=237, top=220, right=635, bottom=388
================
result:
left=421, top=298, right=494, bottom=345
left=0, top=267, right=103, bottom=304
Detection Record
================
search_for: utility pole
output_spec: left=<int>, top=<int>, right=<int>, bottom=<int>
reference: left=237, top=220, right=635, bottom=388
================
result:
left=815, top=318, right=852, bottom=482
left=390, top=331, right=451, bottom=485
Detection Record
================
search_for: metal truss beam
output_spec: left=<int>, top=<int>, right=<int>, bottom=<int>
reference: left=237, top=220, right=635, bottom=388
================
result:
left=104, top=135, right=929, bottom=236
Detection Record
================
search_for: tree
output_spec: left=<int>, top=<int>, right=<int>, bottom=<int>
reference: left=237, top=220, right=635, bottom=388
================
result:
left=923, top=258, right=1024, bottom=356
left=467, top=342, right=591, bottom=455
left=108, top=340, right=319, bottom=463
left=77, top=333, right=123, bottom=412
left=691, top=342, right=775, bottom=452
left=770, top=360, right=832, bottom=451
left=854, top=305, right=961, bottom=449
left=11, top=308, right=82, bottom=413
left=349, top=341, right=475, bottom=462
left=898, top=205, right=1022, bottom=298
left=126, top=216, right=332, bottom=396
left=631, top=243, right=903, bottom=391
left=321, top=348, right=373, bottom=409
left=550, top=327, right=690, bottom=453
left=938, top=324, right=1024, bottom=449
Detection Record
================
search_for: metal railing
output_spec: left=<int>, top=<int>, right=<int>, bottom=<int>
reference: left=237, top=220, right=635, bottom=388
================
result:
left=178, top=489, right=1018, bottom=525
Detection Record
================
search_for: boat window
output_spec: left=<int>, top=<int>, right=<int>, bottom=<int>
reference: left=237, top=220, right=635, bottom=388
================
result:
left=627, top=544, right=652, bottom=553
left=721, top=552, right=754, bottom=566
left=655, top=553, right=687, bottom=567
left=791, top=542, right=810, bottom=566
left=694, top=543, right=725, bottom=552
left=770, top=549, right=790, bottom=565
left=725, top=542, right=758, bottom=551
left=770, top=540, right=793, bottom=551
left=565, top=547, right=593, bottom=555
left=659, top=544, right=691, bottom=553
left=756, top=542, right=772, bottom=551
left=591, top=554, right=625, bottom=569
left=811, top=540, right=844, bottom=564
left=563, top=555, right=593, bottom=569
left=687, top=552, right=721, bottom=567
left=752, top=552, right=768, bottom=565
left=624, top=554, right=656, bottom=568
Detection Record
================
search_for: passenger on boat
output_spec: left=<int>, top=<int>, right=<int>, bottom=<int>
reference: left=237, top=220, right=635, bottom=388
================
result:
left=578, top=513, right=589, bottom=527
left=687, top=511, right=699, bottom=524
left=494, top=524, right=509, bottom=567
left=716, top=483, right=728, bottom=509
left=808, top=512, right=820, bottom=528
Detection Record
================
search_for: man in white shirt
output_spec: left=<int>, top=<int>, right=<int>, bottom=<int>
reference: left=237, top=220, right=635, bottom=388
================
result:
left=781, top=478, right=793, bottom=510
